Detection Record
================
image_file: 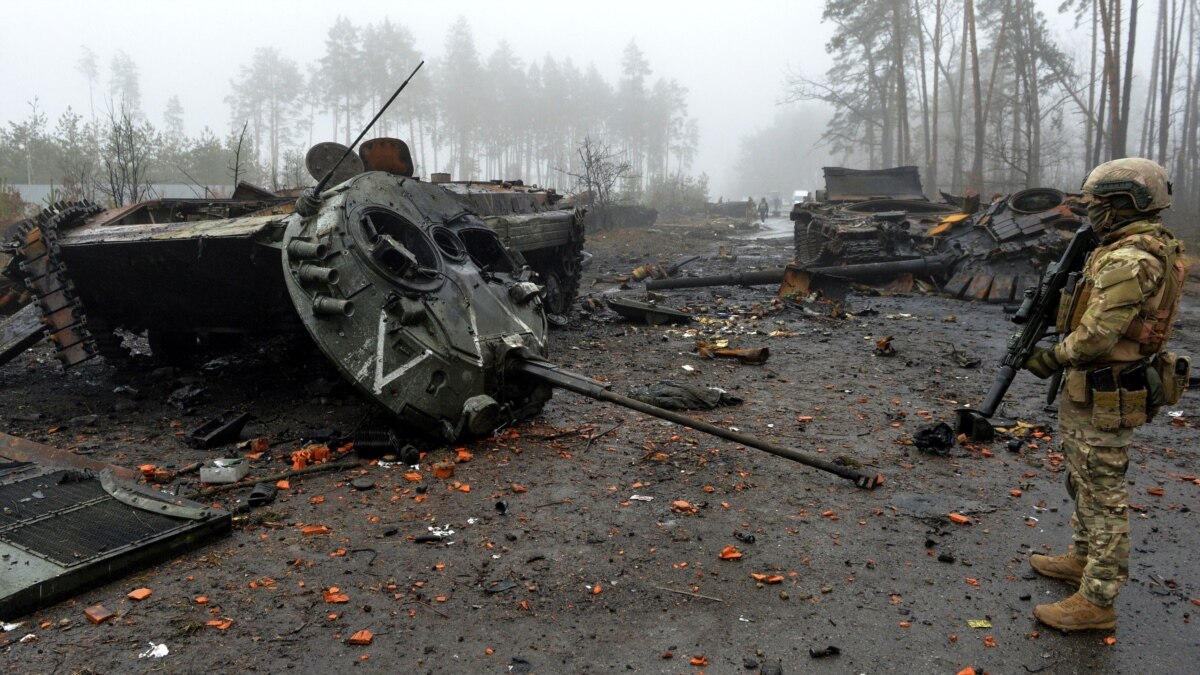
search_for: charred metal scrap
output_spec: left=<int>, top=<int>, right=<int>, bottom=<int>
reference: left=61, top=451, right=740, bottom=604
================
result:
left=642, top=167, right=1087, bottom=304
left=2, top=137, right=877, bottom=489
left=790, top=166, right=1089, bottom=303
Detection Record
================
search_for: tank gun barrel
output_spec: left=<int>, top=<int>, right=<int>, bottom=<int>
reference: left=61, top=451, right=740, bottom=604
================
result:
left=805, top=252, right=957, bottom=278
left=643, top=253, right=957, bottom=292
left=509, top=359, right=881, bottom=489
left=644, top=269, right=785, bottom=290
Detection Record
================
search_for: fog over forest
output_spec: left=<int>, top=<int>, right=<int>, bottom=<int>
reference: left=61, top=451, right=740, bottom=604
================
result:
left=2, top=0, right=1198, bottom=236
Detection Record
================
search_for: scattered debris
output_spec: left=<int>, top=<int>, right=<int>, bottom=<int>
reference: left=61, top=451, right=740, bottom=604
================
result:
left=184, top=411, right=252, bottom=449
left=627, top=381, right=743, bottom=411
left=605, top=295, right=693, bottom=325
left=138, top=642, right=169, bottom=659
left=913, top=422, right=954, bottom=454
left=200, top=458, right=249, bottom=484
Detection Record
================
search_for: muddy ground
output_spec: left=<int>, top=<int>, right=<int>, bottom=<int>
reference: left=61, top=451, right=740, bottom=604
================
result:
left=1, top=215, right=1197, bottom=674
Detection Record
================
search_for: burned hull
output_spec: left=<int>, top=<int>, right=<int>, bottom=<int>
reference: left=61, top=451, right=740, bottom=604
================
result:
left=435, top=180, right=585, bottom=317
left=791, top=169, right=1088, bottom=302
left=8, top=172, right=553, bottom=441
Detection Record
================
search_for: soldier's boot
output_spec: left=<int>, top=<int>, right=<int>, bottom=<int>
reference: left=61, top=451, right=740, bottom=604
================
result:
left=1029, top=553, right=1085, bottom=584
left=1033, top=592, right=1117, bottom=631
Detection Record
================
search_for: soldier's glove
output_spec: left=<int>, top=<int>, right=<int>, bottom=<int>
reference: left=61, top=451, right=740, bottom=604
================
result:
left=1023, top=347, right=1062, bottom=380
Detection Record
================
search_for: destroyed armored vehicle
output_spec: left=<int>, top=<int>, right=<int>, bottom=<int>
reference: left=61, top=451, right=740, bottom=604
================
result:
left=3, top=136, right=876, bottom=489
left=790, top=167, right=1088, bottom=303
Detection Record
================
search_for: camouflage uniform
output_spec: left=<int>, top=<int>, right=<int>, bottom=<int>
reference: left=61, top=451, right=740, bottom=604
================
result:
left=1023, top=157, right=1187, bottom=629
left=1053, top=219, right=1181, bottom=606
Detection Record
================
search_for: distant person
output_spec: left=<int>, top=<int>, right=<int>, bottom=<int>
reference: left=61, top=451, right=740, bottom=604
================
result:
left=758, top=197, right=769, bottom=222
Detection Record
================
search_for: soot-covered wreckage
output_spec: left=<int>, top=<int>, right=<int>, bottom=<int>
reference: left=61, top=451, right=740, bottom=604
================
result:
left=0, top=136, right=882, bottom=620
left=790, top=166, right=1089, bottom=302
left=1, top=137, right=877, bottom=486
left=646, top=166, right=1089, bottom=302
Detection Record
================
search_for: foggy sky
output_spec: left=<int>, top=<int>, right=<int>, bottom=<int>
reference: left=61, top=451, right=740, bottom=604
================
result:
left=0, top=0, right=1112, bottom=197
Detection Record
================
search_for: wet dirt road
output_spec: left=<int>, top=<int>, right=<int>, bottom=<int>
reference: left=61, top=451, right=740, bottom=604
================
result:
left=0, top=218, right=1196, bottom=674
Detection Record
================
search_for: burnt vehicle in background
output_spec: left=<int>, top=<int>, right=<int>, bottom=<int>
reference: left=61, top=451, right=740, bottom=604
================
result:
left=789, top=166, right=1088, bottom=302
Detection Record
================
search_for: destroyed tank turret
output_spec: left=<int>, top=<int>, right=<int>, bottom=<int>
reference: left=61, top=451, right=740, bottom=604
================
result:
left=4, top=134, right=877, bottom=488
left=789, top=167, right=1089, bottom=303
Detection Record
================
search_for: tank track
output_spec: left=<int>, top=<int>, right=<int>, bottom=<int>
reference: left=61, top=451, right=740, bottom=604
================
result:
left=547, top=207, right=585, bottom=317
left=13, top=201, right=104, bottom=368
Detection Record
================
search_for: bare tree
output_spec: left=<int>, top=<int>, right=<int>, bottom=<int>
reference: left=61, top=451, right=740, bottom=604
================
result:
left=564, top=135, right=633, bottom=225
left=99, top=105, right=153, bottom=207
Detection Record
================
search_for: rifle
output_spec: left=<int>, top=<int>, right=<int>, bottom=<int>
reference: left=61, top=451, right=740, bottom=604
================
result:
left=955, top=222, right=1098, bottom=440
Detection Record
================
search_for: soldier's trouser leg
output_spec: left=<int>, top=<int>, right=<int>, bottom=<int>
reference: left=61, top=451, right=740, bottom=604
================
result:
left=1060, top=413, right=1131, bottom=607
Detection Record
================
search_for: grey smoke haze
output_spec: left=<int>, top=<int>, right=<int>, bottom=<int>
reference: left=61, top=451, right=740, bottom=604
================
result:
left=2, top=0, right=843, bottom=197
left=1, top=0, right=1103, bottom=197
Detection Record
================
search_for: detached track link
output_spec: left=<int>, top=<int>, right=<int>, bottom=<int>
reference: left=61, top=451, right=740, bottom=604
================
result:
left=14, top=202, right=104, bottom=368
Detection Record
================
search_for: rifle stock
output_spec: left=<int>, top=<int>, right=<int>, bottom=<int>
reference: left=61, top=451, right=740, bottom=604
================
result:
left=956, top=223, right=1097, bottom=440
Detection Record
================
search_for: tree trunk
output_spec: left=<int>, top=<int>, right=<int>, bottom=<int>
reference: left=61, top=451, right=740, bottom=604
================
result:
left=1117, top=0, right=1138, bottom=158
left=1159, top=0, right=1184, bottom=163
left=929, top=0, right=944, bottom=196
left=966, top=0, right=984, bottom=193
left=1086, top=0, right=1098, bottom=168
left=1139, top=0, right=1165, bottom=158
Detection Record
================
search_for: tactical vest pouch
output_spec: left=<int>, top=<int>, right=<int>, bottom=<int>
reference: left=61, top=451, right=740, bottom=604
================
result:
left=1154, top=351, right=1191, bottom=406
left=1055, top=288, right=1072, bottom=333
left=1091, top=390, right=1122, bottom=430
left=1119, top=388, right=1147, bottom=428
left=1064, top=369, right=1091, bottom=405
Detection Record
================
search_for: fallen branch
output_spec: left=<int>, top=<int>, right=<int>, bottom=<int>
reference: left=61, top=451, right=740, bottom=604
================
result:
left=584, top=421, right=624, bottom=452
left=653, top=585, right=724, bottom=602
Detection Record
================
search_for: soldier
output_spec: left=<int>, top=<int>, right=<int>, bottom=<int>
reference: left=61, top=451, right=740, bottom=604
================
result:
left=1022, top=157, right=1189, bottom=631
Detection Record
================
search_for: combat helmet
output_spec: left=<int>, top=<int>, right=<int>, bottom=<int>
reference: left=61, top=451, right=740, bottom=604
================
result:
left=1081, top=157, right=1172, bottom=211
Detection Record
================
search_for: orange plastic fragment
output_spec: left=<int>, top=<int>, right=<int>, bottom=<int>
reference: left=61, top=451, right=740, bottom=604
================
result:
left=206, top=619, right=233, bottom=631
left=948, top=513, right=971, bottom=524
left=276, top=480, right=290, bottom=489
left=671, top=500, right=697, bottom=513
left=194, top=595, right=209, bottom=604
left=455, top=448, right=473, bottom=463
left=302, top=525, right=330, bottom=536
left=983, top=636, right=997, bottom=648
left=330, top=548, right=347, bottom=557
left=1010, top=489, right=1023, bottom=497
left=348, top=629, right=373, bottom=645
left=899, top=621, right=911, bottom=627
left=324, top=588, right=350, bottom=603
left=591, top=585, right=603, bottom=595
left=485, top=647, right=495, bottom=655
left=432, top=461, right=456, bottom=479
left=139, top=464, right=157, bottom=477
left=84, top=604, right=114, bottom=624
left=690, top=656, right=709, bottom=666
left=457, top=484, right=471, bottom=492
left=966, top=578, right=980, bottom=586
left=127, top=588, right=152, bottom=601
left=1147, top=487, right=1165, bottom=496
left=310, top=496, right=326, bottom=504
left=718, top=545, right=743, bottom=560
left=403, top=471, right=423, bottom=482
left=511, top=483, right=528, bottom=493
left=956, top=668, right=975, bottom=675
left=1104, top=636, right=1117, bottom=646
